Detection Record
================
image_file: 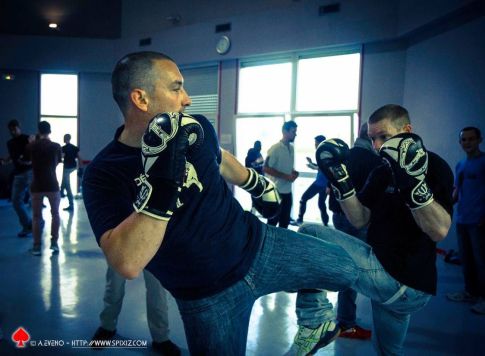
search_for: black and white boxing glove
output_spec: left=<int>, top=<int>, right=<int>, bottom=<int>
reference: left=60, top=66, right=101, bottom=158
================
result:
left=240, top=168, right=281, bottom=219
left=133, top=112, right=204, bottom=220
left=315, top=138, right=355, bottom=201
left=379, top=132, right=434, bottom=210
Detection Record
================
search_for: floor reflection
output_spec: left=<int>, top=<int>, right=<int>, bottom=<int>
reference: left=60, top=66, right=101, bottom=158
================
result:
left=0, top=199, right=484, bottom=355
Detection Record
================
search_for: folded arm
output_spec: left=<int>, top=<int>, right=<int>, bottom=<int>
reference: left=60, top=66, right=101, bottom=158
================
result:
left=100, top=213, right=167, bottom=279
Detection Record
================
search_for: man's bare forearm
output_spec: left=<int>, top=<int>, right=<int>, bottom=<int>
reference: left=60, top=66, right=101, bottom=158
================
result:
left=100, top=212, right=167, bottom=279
left=339, top=195, right=371, bottom=229
left=412, top=201, right=451, bottom=242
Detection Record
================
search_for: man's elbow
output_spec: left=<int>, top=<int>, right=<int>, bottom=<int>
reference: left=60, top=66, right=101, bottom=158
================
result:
left=102, top=249, right=142, bottom=280
left=429, top=226, right=450, bottom=242
left=427, top=220, right=451, bottom=242
left=118, top=265, right=141, bottom=280
left=111, top=261, right=142, bottom=280
left=352, top=220, right=367, bottom=230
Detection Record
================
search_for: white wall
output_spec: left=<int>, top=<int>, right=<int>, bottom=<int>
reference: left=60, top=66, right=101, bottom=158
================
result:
left=397, top=0, right=476, bottom=35
left=403, top=17, right=485, bottom=167
left=79, top=73, right=123, bottom=159
left=403, top=16, right=485, bottom=250
left=118, top=0, right=398, bottom=65
left=361, top=45, right=407, bottom=121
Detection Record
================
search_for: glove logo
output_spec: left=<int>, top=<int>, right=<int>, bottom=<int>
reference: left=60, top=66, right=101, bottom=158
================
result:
left=176, top=162, right=203, bottom=209
left=133, top=174, right=153, bottom=212
left=183, top=162, right=203, bottom=192
left=399, top=138, right=427, bottom=176
left=411, top=180, right=433, bottom=206
left=142, top=112, right=180, bottom=156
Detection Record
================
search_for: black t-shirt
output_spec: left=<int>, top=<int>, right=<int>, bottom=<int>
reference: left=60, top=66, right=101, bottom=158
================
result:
left=25, top=139, right=62, bottom=193
left=359, top=152, right=453, bottom=295
left=83, top=115, right=262, bottom=300
left=7, top=134, right=32, bottom=174
left=62, top=143, right=80, bottom=169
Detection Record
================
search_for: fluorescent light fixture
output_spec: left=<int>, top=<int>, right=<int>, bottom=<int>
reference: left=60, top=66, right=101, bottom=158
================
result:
left=2, top=74, right=15, bottom=80
left=49, top=23, right=58, bottom=29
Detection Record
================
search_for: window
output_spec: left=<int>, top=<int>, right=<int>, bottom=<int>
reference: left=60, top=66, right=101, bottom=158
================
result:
left=296, top=53, right=360, bottom=112
left=235, top=50, right=361, bottom=222
left=238, top=62, right=292, bottom=113
left=40, top=73, right=79, bottom=192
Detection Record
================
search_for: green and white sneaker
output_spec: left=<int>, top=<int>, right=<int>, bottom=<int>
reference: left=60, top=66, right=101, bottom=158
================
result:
left=294, top=320, right=340, bottom=356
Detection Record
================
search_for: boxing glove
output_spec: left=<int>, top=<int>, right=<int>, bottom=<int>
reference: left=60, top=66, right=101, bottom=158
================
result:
left=133, top=112, right=204, bottom=220
left=315, top=138, right=355, bottom=201
left=379, top=132, right=434, bottom=210
left=240, top=168, right=281, bottom=219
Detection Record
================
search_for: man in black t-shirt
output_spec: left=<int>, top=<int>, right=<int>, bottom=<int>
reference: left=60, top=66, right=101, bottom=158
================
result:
left=315, top=104, right=453, bottom=355
left=83, top=53, right=452, bottom=355
left=5, top=120, right=33, bottom=237
left=328, top=123, right=382, bottom=340
left=61, top=134, right=81, bottom=211
left=245, top=140, right=264, bottom=174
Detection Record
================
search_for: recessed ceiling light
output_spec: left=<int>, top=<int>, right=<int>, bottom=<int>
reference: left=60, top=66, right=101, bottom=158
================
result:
left=49, top=23, right=58, bottom=29
left=2, top=74, right=15, bottom=81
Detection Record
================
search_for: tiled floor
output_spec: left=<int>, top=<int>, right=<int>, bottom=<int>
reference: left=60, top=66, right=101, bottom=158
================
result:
left=0, top=198, right=484, bottom=355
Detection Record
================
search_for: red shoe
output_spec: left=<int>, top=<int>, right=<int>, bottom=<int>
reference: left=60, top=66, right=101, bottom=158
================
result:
left=339, top=325, right=372, bottom=340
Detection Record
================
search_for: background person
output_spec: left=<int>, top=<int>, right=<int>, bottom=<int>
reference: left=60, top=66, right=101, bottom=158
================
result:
left=245, top=140, right=264, bottom=174
left=327, top=122, right=382, bottom=340
left=264, top=121, right=299, bottom=228
left=91, top=267, right=180, bottom=355
left=296, top=134, right=329, bottom=226
left=447, top=126, right=485, bottom=315
left=25, top=121, right=62, bottom=255
left=5, top=120, right=33, bottom=237
left=60, top=133, right=82, bottom=212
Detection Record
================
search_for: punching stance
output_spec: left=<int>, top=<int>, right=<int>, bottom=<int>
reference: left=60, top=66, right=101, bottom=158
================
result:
left=84, top=53, right=451, bottom=356
left=314, top=104, right=453, bottom=355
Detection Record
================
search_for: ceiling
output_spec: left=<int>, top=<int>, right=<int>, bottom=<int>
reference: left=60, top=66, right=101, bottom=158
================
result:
left=0, top=0, right=122, bottom=39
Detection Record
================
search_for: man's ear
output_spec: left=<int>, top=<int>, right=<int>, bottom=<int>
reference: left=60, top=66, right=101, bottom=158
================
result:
left=403, top=123, right=412, bottom=133
left=130, top=89, right=149, bottom=112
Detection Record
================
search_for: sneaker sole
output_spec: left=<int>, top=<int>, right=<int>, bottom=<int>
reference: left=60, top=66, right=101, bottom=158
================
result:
left=308, top=328, right=341, bottom=355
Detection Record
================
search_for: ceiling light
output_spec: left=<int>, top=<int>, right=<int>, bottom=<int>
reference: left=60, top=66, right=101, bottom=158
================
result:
left=49, top=23, right=58, bottom=29
left=2, top=74, right=15, bottom=81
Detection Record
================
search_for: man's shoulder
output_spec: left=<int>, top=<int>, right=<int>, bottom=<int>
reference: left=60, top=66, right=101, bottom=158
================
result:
left=89, top=141, right=118, bottom=165
left=268, top=141, right=283, bottom=152
left=428, top=151, right=451, bottom=170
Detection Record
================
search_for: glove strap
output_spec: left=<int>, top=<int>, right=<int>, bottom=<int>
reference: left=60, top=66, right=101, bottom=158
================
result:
left=133, top=174, right=181, bottom=221
left=240, top=168, right=266, bottom=198
left=329, top=165, right=355, bottom=201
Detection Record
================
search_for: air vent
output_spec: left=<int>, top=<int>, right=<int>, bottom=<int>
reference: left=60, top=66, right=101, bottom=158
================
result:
left=319, top=3, right=340, bottom=15
left=215, top=23, right=231, bottom=33
left=139, top=37, right=152, bottom=46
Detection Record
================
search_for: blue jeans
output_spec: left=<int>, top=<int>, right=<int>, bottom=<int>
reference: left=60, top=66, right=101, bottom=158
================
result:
left=175, top=223, right=412, bottom=355
left=61, top=167, right=76, bottom=206
left=333, top=212, right=368, bottom=328
left=301, top=223, right=431, bottom=356
left=11, top=171, right=32, bottom=229
left=457, top=223, right=485, bottom=298
left=298, top=182, right=329, bottom=225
